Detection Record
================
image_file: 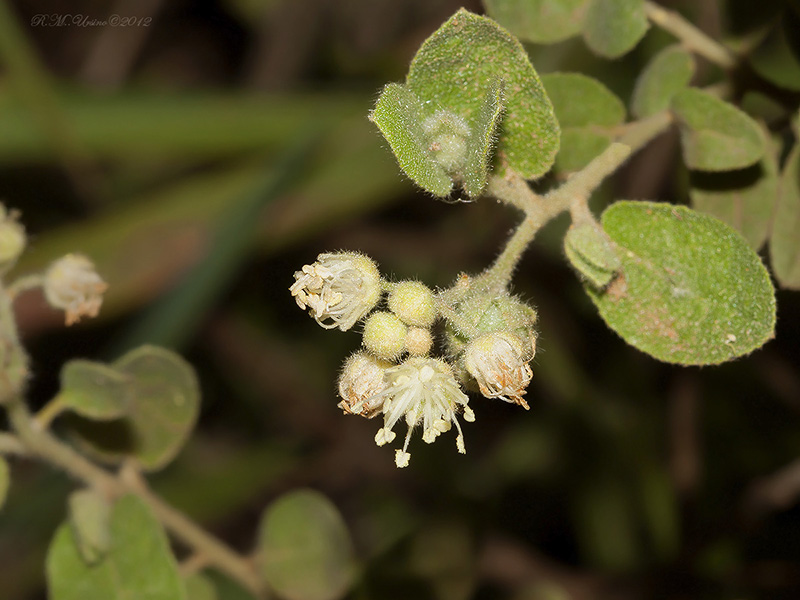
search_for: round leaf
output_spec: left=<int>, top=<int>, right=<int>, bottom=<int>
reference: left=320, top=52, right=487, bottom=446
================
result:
left=68, top=489, right=111, bottom=565
left=407, top=9, right=560, bottom=179
left=582, top=0, right=649, bottom=59
left=631, top=45, right=695, bottom=118
left=59, top=360, right=132, bottom=420
left=484, top=0, right=590, bottom=44
left=587, top=201, right=776, bottom=365
left=257, top=489, right=357, bottom=600
left=671, top=89, right=765, bottom=172
left=542, top=72, right=625, bottom=128
left=554, top=129, right=613, bottom=172
left=770, top=142, right=800, bottom=288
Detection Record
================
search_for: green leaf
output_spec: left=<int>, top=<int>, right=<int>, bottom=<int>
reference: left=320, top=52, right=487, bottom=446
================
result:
left=690, top=136, right=778, bottom=250
left=587, top=201, right=776, bottom=365
left=406, top=9, right=559, bottom=179
left=770, top=142, right=800, bottom=288
left=554, top=129, right=613, bottom=172
left=184, top=574, right=218, bottom=600
left=257, top=489, right=357, bottom=600
left=68, top=489, right=111, bottom=565
left=749, top=19, right=800, bottom=92
left=631, top=45, right=695, bottom=118
left=671, top=89, right=765, bottom=171
left=59, top=360, right=132, bottom=420
left=67, top=346, right=200, bottom=471
left=582, top=0, right=649, bottom=59
left=564, top=221, right=621, bottom=288
left=463, top=79, right=505, bottom=197
left=370, top=83, right=452, bottom=197
left=47, top=494, right=185, bottom=600
left=0, top=455, right=8, bottom=510
left=483, top=0, right=590, bottom=44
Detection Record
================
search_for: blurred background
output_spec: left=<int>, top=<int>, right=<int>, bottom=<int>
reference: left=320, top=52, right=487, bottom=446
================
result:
left=1, top=0, right=800, bottom=598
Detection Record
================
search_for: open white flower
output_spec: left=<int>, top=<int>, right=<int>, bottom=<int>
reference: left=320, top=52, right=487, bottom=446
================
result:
left=365, top=357, right=475, bottom=468
left=337, top=352, right=390, bottom=418
left=290, top=252, right=381, bottom=331
left=44, top=254, right=108, bottom=326
left=464, top=331, right=533, bottom=409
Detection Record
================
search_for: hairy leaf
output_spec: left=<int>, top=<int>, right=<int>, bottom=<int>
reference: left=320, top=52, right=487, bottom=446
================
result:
left=582, top=0, right=649, bottom=58
left=483, top=0, right=589, bottom=44
left=565, top=221, right=621, bottom=288
left=59, top=360, right=132, bottom=421
left=370, top=83, right=452, bottom=196
left=47, top=494, right=185, bottom=600
left=463, top=79, right=505, bottom=197
left=588, top=202, right=776, bottom=365
left=771, top=142, right=800, bottom=288
left=68, top=489, right=111, bottom=565
left=407, top=9, right=559, bottom=179
left=555, top=129, right=614, bottom=172
left=631, top=45, right=695, bottom=118
left=257, top=489, right=357, bottom=600
left=672, top=89, right=765, bottom=171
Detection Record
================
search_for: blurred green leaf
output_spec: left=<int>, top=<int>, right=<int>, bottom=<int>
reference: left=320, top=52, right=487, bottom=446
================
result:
left=0, top=455, right=8, bottom=510
left=770, top=142, right=800, bottom=288
left=47, top=494, right=184, bottom=600
left=631, top=45, right=695, bottom=118
left=67, top=489, right=111, bottom=566
left=59, top=360, right=132, bottom=421
left=257, top=489, right=357, bottom=600
left=564, top=221, right=621, bottom=288
left=749, top=19, right=800, bottom=91
left=554, top=129, right=614, bottom=172
left=587, top=201, right=776, bottom=365
left=671, top=89, right=765, bottom=171
left=582, top=0, right=649, bottom=59
left=483, top=0, right=589, bottom=44
left=184, top=573, right=218, bottom=600
left=407, top=9, right=559, bottom=179
left=370, top=83, right=452, bottom=197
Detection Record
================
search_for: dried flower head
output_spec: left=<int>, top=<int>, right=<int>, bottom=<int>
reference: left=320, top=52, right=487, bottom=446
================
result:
left=290, top=252, right=381, bottom=331
left=464, top=331, right=534, bottom=409
left=362, top=357, right=475, bottom=468
left=337, top=352, right=391, bottom=418
left=44, top=254, right=108, bottom=326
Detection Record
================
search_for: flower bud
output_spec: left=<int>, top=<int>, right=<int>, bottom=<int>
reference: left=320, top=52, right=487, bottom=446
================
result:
left=388, top=281, right=437, bottom=327
left=405, top=327, right=433, bottom=356
left=44, top=254, right=107, bottom=326
left=337, top=352, right=391, bottom=418
left=0, top=207, right=26, bottom=272
left=290, top=252, right=381, bottom=331
left=422, top=110, right=470, bottom=173
left=363, top=311, right=407, bottom=360
left=464, top=331, right=534, bottom=409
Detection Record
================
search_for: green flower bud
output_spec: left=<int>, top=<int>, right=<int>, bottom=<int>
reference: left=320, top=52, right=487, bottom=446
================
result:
left=363, top=311, right=407, bottom=360
left=388, top=280, right=437, bottom=327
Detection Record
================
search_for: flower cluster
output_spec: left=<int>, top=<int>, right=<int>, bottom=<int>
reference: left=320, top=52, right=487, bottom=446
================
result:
left=290, top=251, right=537, bottom=468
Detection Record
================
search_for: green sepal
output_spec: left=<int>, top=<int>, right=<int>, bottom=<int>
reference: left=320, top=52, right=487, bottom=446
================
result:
left=483, top=0, right=590, bottom=44
left=565, top=221, right=621, bottom=289
left=406, top=9, right=559, bottom=180
left=587, top=201, right=776, bottom=365
left=582, top=0, right=649, bottom=59
left=671, top=89, right=765, bottom=172
left=631, top=45, right=695, bottom=118
left=68, top=488, right=112, bottom=565
left=370, top=83, right=453, bottom=197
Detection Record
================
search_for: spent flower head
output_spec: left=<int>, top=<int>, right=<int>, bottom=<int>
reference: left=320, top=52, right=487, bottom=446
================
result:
left=290, top=252, right=381, bottom=331
left=337, top=352, right=391, bottom=418
left=464, top=331, right=534, bottom=409
left=354, top=357, right=475, bottom=468
left=44, top=254, right=108, bottom=326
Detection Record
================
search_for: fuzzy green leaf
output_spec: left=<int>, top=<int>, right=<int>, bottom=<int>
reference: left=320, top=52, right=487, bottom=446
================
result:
left=582, top=0, right=649, bottom=59
left=257, top=489, right=357, bottom=600
left=749, top=20, right=800, bottom=92
left=59, top=360, right=132, bottom=421
left=370, top=83, right=452, bottom=197
left=565, top=221, right=621, bottom=288
left=407, top=9, right=559, bottom=179
left=587, top=202, right=776, bottom=365
left=671, top=89, right=765, bottom=171
left=483, top=0, right=590, bottom=44
left=690, top=136, right=778, bottom=250
left=463, top=79, right=505, bottom=197
left=47, top=494, right=185, bottom=600
left=68, top=489, right=111, bottom=565
left=184, top=574, right=218, bottom=600
left=554, top=129, right=613, bottom=172
left=0, top=456, right=8, bottom=511
left=631, top=45, right=695, bottom=118
left=770, top=142, right=800, bottom=288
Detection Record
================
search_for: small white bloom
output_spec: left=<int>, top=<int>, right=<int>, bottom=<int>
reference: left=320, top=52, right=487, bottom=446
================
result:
left=289, top=252, right=381, bottom=331
left=464, top=331, right=533, bottom=410
left=44, top=254, right=108, bottom=326
left=366, top=357, right=474, bottom=468
left=337, top=352, right=390, bottom=418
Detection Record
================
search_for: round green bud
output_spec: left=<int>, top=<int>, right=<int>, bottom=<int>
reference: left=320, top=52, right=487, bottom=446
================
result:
left=363, top=311, right=407, bottom=360
left=388, top=281, right=437, bottom=328
left=405, top=327, right=433, bottom=356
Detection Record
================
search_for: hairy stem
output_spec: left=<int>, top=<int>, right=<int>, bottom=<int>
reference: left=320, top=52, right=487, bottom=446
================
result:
left=643, top=1, right=737, bottom=69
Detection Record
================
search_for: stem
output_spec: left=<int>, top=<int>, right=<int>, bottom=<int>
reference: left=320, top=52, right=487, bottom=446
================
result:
left=7, top=274, right=44, bottom=299
left=33, top=395, right=67, bottom=430
left=643, top=1, right=737, bottom=69
left=0, top=432, right=27, bottom=455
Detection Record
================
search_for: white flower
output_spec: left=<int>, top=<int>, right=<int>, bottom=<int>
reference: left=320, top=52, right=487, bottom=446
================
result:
left=290, top=252, right=381, bottom=331
left=366, top=357, right=475, bottom=468
left=44, top=254, right=108, bottom=326
left=464, top=331, right=533, bottom=410
left=337, top=352, right=390, bottom=418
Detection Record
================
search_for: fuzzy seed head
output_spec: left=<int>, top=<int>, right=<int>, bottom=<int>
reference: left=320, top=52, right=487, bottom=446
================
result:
left=44, top=254, right=107, bottom=326
left=337, top=352, right=391, bottom=418
left=464, top=331, right=534, bottom=410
